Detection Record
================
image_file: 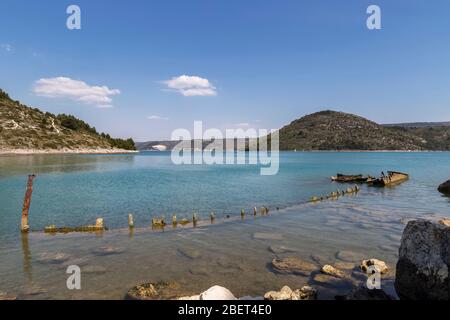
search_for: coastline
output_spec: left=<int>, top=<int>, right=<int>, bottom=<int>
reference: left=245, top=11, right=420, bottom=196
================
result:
left=0, top=148, right=140, bottom=155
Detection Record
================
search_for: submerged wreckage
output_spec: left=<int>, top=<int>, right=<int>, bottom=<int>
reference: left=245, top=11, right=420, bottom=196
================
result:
left=331, top=171, right=408, bottom=187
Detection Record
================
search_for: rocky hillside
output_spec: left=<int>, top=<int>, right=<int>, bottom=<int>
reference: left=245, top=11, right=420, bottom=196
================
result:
left=386, top=125, right=450, bottom=151
left=279, top=111, right=430, bottom=151
left=137, top=110, right=450, bottom=152
left=0, top=89, right=135, bottom=152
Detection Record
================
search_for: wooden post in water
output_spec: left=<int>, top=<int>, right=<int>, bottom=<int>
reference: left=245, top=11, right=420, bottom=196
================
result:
left=253, top=207, right=257, bottom=216
left=128, top=214, right=134, bottom=228
left=21, top=174, right=36, bottom=232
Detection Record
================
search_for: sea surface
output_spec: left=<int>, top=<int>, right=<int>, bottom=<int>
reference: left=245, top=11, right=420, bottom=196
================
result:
left=0, top=151, right=449, bottom=299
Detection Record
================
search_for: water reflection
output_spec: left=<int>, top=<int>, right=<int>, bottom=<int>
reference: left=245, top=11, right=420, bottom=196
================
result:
left=21, top=232, right=32, bottom=284
left=0, top=154, right=137, bottom=178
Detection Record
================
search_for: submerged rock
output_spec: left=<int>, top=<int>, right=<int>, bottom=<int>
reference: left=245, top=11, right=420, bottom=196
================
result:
left=83, top=265, right=109, bottom=274
left=253, top=232, right=284, bottom=241
left=0, top=292, right=17, bottom=300
left=271, top=257, right=316, bottom=276
left=321, top=264, right=345, bottom=278
left=189, top=266, right=209, bottom=276
left=336, top=286, right=393, bottom=300
left=334, top=261, right=356, bottom=270
left=336, top=250, right=363, bottom=263
left=310, top=253, right=331, bottom=266
left=360, top=259, right=389, bottom=274
left=91, top=246, right=124, bottom=256
left=264, top=285, right=317, bottom=300
left=268, top=245, right=297, bottom=254
left=395, top=220, right=450, bottom=300
left=438, top=180, right=450, bottom=195
left=312, top=273, right=348, bottom=286
left=177, top=247, right=202, bottom=259
left=21, top=285, right=47, bottom=296
left=126, top=281, right=191, bottom=300
left=36, top=252, right=71, bottom=264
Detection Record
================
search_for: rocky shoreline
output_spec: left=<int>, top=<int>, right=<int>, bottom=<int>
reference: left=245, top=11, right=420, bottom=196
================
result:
left=122, top=219, right=449, bottom=301
left=0, top=148, right=139, bottom=155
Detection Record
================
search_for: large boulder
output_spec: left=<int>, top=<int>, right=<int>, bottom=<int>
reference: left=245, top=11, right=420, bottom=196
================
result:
left=395, top=220, right=450, bottom=300
left=438, top=180, right=450, bottom=196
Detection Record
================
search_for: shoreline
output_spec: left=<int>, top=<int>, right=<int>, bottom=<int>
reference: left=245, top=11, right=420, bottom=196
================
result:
left=0, top=148, right=140, bottom=155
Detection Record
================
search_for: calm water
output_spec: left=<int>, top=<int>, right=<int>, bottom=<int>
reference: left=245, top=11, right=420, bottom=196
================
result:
left=0, top=152, right=449, bottom=299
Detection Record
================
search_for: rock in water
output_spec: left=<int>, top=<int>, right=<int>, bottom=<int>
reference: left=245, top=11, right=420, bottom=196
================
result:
left=0, top=292, right=17, bottom=300
left=320, top=264, right=345, bottom=278
left=264, top=286, right=317, bottom=300
left=178, top=286, right=237, bottom=300
left=395, top=220, right=450, bottom=300
left=199, top=286, right=236, bottom=300
left=438, top=219, right=450, bottom=227
left=268, top=245, right=297, bottom=254
left=360, top=259, right=389, bottom=274
left=36, top=252, right=71, bottom=264
left=126, top=281, right=191, bottom=300
left=271, top=257, right=317, bottom=276
left=438, top=180, right=450, bottom=195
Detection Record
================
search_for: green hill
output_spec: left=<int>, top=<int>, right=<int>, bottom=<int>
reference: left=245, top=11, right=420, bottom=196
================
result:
left=278, top=110, right=430, bottom=151
left=0, top=89, right=135, bottom=152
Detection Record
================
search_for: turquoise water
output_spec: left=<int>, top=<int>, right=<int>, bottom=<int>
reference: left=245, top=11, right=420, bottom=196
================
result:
left=0, top=152, right=449, bottom=299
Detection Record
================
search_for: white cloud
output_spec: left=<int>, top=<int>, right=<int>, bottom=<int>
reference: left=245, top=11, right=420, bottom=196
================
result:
left=163, top=75, right=217, bottom=96
left=1, top=44, right=13, bottom=52
left=33, top=77, right=120, bottom=108
left=236, top=122, right=250, bottom=127
left=147, top=115, right=169, bottom=120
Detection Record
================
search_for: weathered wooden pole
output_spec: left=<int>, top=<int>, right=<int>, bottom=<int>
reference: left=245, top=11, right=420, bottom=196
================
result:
left=21, top=174, right=36, bottom=232
left=253, top=207, right=257, bottom=216
left=128, top=213, right=134, bottom=228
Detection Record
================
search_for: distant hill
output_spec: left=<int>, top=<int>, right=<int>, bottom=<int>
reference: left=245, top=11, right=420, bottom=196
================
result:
left=0, top=89, right=136, bottom=152
left=137, top=110, right=450, bottom=152
left=278, top=110, right=428, bottom=151
left=384, top=121, right=450, bottom=128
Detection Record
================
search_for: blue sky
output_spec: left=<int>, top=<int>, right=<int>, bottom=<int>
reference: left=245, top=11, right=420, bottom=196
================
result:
left=1, top=0, right=450, bottom=141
